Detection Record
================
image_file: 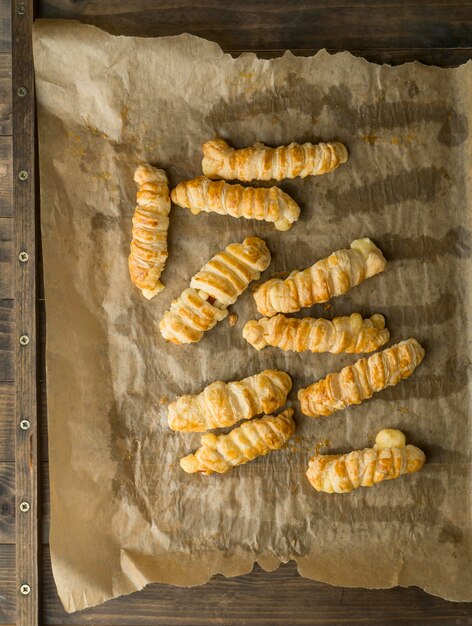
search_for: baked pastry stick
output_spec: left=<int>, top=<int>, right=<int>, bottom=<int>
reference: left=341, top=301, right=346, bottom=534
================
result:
left=243, top=313, right=389, bottom=354
left=168, top=369, right=292, bottom=432
left=171, top=176, right=300, bottom=231
left=128, top=164, right=170, bottom=299
left=180, top=408, right=295, bottom=475
left=254, top=238, right=386, bottom=317
left=298, top=338, right=425, bottom=417
left=306, top=429, right=426, bottom=493
left=202, top=138, right=348, bottom=182
left=160, top=237, right=271, bottom=344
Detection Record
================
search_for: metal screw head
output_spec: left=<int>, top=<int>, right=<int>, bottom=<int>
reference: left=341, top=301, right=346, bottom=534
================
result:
left=19, top=334, right=30, bottom=346
left=20, top=501, right=30, bottom=512
left=18, top=86, right=28, bottom=97
left=20, top=419, right=30, bottom=430
left=20, top=584, right=31, bottom=595
left=19, top=251, right=29, bottom=263
left=18, top=170, right=28, bottom=181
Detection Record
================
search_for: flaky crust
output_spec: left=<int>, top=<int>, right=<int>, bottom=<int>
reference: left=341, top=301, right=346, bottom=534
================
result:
left=128, top=164, right=170, bottom=299
left=306, top=434, right=425, bottom=493
left=298, top=338, right=425, bottom=417
left=168, top=369, right=292, bottom=431
left=171, top=175, right=300, bottom=231
left=180, top=408, right=295, bottom=475
left=254, top=238, right=387, bottom=317
left=159, top=237, right=271, bottom=344
left=202, top=138, right=348, bottom=182
left=243, top=313, right=389, bottom=354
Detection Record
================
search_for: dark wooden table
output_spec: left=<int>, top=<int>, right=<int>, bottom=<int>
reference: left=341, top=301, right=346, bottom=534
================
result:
left=2, top=2, right=472, bottom=625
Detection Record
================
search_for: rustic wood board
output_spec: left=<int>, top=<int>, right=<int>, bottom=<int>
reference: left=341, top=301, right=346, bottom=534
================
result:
left=2, top=1, right=472, bottom=624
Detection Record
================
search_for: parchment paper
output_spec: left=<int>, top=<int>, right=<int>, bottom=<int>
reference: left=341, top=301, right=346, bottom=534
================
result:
left=33, top=20, right=472, bottom=612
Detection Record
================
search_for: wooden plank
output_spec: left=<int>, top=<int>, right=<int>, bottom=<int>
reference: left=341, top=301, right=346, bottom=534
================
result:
left=0, top=53, right=12, bottom=135
left=0, top=299, right=14, bottom=383
left=0, top=139, right=13, bottom=217
left=0, top=218, right=13, bottom=292
left=38, top=1, right=472, bottom=53
left=32, top=545, right=472, bottom=625
left=0, top=461, right=48, bottom=545
left=0, top=544, right=15, bottom=624
left=0, top=382, right=47, bottom=463
left=0, top=0, right=11, bottom=54
left=0, top=461, right=14, bottom=542
left=0, top=382, right=14, bottom=462
left=0, top=298, right=44, bottom=385
left=12, top=0, right=38, bottom=622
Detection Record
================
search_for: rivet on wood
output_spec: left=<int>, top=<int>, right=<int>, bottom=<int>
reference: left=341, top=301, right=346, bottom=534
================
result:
left=19, top=334, right=30, bottom=346
left=20, top=419, right=30, bottom=430
left=18, top=86, right=28, bottom=97
left=17, top=3, right=25, bottom=14
left=18, top=170, right=29, bottom=181
left=20, top=501, right=30, bottom=512
left=19, top=251, right=29, bottom=262
left=20, top=584, right=31, bottom=595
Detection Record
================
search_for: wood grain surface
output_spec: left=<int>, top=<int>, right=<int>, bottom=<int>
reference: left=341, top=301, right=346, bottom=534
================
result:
left=2, top=1, right=472, bottom=624
left=12, top=0, right=40, bottom=622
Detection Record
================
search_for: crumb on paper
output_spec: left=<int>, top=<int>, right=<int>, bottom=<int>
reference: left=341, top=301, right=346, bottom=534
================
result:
left=323, top=303, right=332, bottom=311
left=313, top=438, right=331, bottom=455
left=159, top=396, right=168, bottom=405
left=274, top=270, right=291, bottom=279
left=228, top=313, right=238, bottom=326
left=361, top=134, right=378, bottom=145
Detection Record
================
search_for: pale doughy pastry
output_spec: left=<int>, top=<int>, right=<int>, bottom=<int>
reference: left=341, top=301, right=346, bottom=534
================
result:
left=202, top=138, right=348, bottom=182
left=298, top=338, right=425, bottom=417
left=128, top=164, right=170, bottom=299
left=243, top=313, right=389, bottom=353
left=159, top=237, right=271, bottom=344
left=306, top=429, right=426, bottom=493
left=180, top=408, right=295, bottom=475
left=254, top=238, right=386, bottom=317
left=168, top=369, right=292, bottom=432
left=171, top=175, right=300, bottom=231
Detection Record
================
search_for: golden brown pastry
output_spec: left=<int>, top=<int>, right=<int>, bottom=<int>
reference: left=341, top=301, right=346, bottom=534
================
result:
left=168, top=369, right=292, bottom=431
left=306, top=429, right=426, bottom=493
left=298, top=338, right=425, bottom=417
left=180, top=408, right=295, bottom=475
left=159, top=237, right=271, bottom=344
left=243, top=313, right=389, bottom=354
left=171, top=176, right=300, bottom=231
left=128, top=164, right=170, bottom=299
left=254, top=238, right=387, bottom=317
left=202, top=138, right=348, bottom=182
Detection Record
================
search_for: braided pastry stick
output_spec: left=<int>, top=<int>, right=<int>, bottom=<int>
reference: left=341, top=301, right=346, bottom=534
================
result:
left=171, top=176, right=300, bottom=231
left=128, top=164, right=171, bottom=299
left=160, top=237, right=271, bottom=344
left=243, top=313, right=389, bottom=354
left=168, top=369, right=292, bottom=431
left=254, top=238, right=386, bottom=317
left=202, top=138, right=348, bottom=182
left=180, top=408, right=295, bottom=475
left=298, top=338, right=425, bottom=417
left=306, top=429, right=426, bottom=493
